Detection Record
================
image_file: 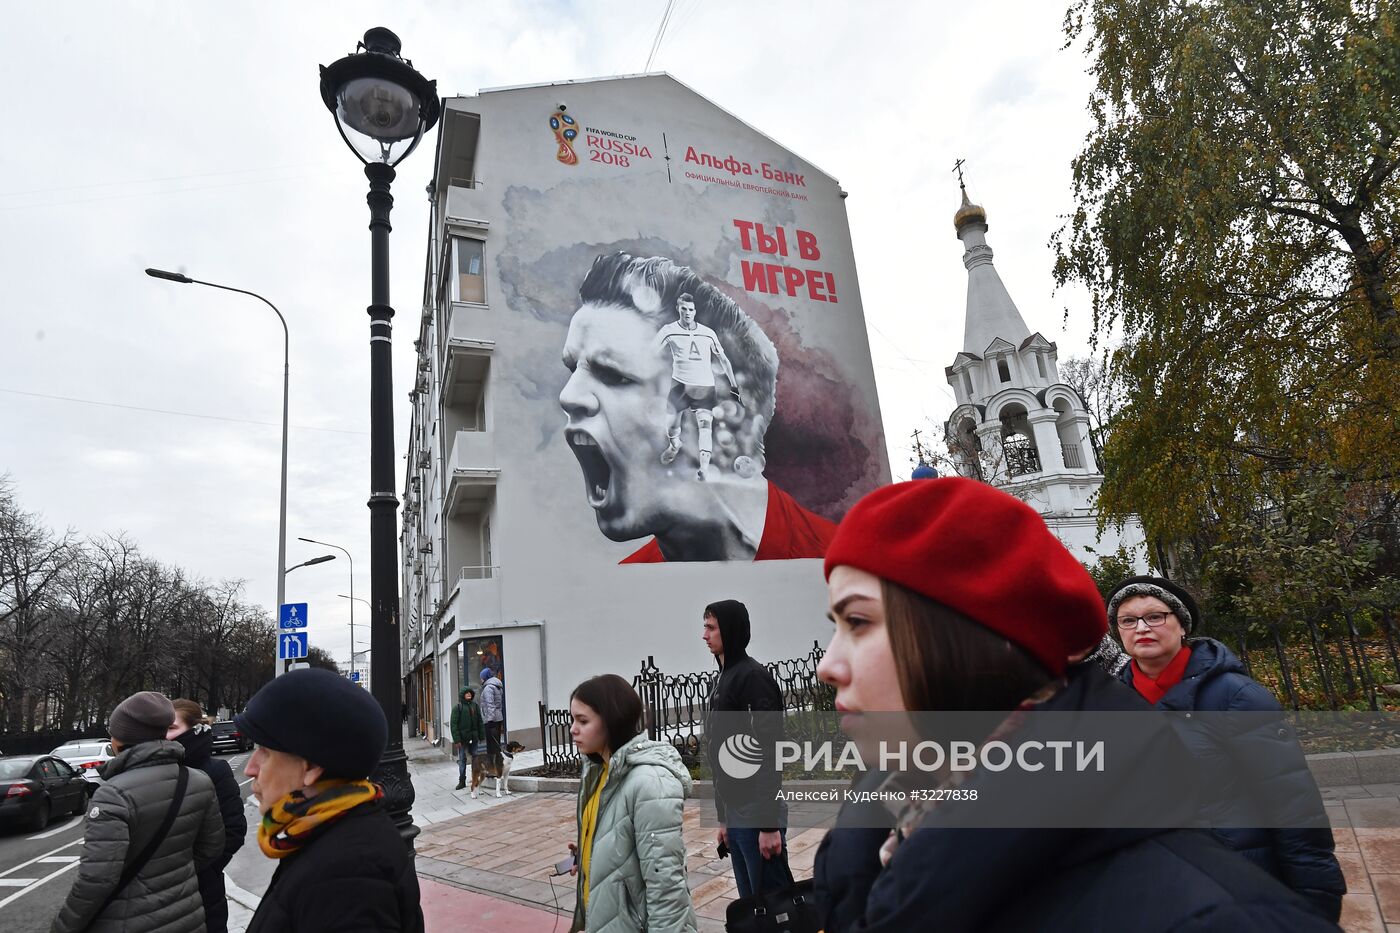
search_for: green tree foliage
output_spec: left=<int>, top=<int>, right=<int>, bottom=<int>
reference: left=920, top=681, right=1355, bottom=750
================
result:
left=1082, top=544, right=1140, bottom=600
left=1054, top=0, right=1400, bottom=623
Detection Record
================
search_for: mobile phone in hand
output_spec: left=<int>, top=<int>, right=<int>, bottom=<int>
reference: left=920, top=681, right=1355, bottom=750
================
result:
left=716, top=841, right=729, bottom=859
left=554, top=853, right=577, bottom=876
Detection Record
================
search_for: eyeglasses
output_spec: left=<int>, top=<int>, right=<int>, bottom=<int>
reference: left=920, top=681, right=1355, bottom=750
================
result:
left=1115, top=611, right=1174, bottom=630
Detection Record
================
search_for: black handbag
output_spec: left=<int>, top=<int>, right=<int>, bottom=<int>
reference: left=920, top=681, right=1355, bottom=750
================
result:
left=724, top=879, right=820, bottom=933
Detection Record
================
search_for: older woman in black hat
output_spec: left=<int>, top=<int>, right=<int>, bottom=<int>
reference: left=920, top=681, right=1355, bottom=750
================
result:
left=1107, top=575, right=1345, bottom=922
left=238, top=668, right=422, bottom=932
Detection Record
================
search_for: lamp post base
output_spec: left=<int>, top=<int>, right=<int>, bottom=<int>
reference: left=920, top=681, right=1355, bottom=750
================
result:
left=372, top=742, right=420, bottom=847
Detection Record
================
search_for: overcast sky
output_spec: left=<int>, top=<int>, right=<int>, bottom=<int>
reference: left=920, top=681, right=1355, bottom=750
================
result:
left=0, top=1, right=1100, bottom=665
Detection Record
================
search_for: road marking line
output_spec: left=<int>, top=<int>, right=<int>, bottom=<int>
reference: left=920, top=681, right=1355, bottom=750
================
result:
left=27, top=817, right=84, bottom=840
left=38, top=856, right=80, bottom=863
left=0, top=879, right=37, bottom=887
left=0, top=838, right=84, bottom=878
left=0, top=861, right=79, bottom=909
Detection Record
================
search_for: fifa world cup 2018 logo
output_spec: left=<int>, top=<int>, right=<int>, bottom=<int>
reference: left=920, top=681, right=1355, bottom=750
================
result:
left=550, top=107, right=579, bottom=166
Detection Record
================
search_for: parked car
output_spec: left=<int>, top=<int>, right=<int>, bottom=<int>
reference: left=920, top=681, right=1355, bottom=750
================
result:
left=0, top=755, right=91, bottom=831
left=210, top=720, right=252, bottom=754
left=50, top=739, right=116, bottom=786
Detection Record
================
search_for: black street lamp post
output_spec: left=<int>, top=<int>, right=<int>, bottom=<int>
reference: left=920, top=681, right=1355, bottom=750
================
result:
left=320, top=27, right=440, bottom=847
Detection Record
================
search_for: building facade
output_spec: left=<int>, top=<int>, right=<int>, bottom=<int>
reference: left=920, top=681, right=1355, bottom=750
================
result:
left=401, top=74, right=889, bottom=744
left=942, top=186, right=1145, bottom=565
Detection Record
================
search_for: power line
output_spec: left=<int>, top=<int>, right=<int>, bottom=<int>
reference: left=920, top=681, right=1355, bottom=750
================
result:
left=644, top=0, right=679, bottom=71
left=0, top=387, right=367, bottom=436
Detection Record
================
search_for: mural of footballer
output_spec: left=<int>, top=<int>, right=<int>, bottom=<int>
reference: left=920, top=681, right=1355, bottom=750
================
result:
left=560, top=252, right=836, bottom=563
left=652, top=291, right=742, bottom=481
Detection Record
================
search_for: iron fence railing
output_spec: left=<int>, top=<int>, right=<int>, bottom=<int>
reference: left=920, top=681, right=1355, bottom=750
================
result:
left=537, top=641, right=832, bottom=776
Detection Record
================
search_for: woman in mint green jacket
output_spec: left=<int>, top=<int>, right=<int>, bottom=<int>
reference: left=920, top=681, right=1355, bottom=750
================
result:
left=568, top=675, right=697, bottom=933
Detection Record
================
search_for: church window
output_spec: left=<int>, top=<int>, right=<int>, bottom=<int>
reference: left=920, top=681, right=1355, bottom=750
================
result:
left=1036, top=354, right=1047, bottom=379
left=997, top=359, right=1011, bottom=383
left=962, top=371, right=973, bottom=397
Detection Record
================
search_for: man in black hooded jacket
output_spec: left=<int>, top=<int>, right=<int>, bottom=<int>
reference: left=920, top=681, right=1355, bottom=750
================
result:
left=703, top=598, right=795, bottom=900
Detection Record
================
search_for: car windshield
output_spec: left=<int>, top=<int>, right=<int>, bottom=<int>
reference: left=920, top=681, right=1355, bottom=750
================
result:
left=0, top=759, right=35, bottom=779
left=53, top=744, right=108, bottom=759
left=212, top=722, right=235, bottom=733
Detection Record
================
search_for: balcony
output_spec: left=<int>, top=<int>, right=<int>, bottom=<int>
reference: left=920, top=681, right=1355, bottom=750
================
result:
left=446, top=183, right=489, bottom=230
left=436, top=564, right=502, bottom=634
left=446, top=430, right=498, bottom=517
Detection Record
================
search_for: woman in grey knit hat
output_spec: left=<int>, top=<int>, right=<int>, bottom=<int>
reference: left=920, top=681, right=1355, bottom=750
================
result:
left=1106, top=575, right=1345, bottom=923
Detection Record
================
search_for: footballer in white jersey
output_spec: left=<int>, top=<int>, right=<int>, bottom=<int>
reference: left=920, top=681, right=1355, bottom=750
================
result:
left=650, top=293, right=742, bottom=480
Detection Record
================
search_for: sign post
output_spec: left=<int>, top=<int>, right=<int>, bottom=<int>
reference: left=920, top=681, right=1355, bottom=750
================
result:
left=278, top=603, right=308, bottom=674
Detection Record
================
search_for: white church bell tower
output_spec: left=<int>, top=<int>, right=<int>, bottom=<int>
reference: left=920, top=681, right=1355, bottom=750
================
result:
left=942, top=180, right=1143, bottom=563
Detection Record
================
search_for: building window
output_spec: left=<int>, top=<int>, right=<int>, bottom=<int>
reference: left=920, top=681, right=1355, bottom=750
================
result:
left=455, top=238, right=485, bottom=304
left=962, top=370, right=973, bottom=398
left=1036, top=354, right=1047, bottom=379
left=997, top=358, right=1011, bottom=383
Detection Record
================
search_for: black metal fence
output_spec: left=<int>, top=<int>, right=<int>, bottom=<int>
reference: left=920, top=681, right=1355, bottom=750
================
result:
left=1224, top=607, right=1400, bottom=712
left=537, top=641, right=833, bottom=777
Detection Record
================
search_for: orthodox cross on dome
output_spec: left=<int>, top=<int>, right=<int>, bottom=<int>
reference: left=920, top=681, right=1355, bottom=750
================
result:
left=952, top=158, right=967, bottom=192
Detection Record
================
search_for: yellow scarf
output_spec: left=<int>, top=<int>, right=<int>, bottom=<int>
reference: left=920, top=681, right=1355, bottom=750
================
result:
left=579, top=762, right=609, bottom=908
left=258, top=779, right=380, bottom=859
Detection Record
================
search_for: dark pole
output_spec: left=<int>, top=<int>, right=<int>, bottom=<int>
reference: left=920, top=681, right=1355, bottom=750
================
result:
left=364, top=159, right=416, bottom=843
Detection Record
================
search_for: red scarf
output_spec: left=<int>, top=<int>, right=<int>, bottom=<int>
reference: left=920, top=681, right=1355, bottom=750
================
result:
left=1130, top=644, right=1193, bottom=705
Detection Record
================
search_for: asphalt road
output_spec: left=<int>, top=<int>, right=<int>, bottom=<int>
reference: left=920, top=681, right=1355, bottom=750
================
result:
left=0, top=750, right=258, bottom=932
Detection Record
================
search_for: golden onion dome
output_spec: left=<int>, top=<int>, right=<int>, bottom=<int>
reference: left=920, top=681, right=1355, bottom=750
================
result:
left=954, top=188, right=987, bottom=230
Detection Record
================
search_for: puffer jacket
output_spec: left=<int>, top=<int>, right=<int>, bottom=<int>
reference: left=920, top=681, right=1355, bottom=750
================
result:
left=52, top=740, right=225, bottom=933
left=449, top=692, right=485, bottom=747
left=479, top=676, right=504, bottom=724
left=571, top=734, right=697, bottom=933
left=1119, top=637, right=1345, bottom=921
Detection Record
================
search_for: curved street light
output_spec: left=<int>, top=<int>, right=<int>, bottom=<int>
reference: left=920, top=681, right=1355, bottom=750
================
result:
left=145, top=268, right=291, bottom=674
left=286, top=554, right=336, bottom=573
left=320, top=26, right=439, bottom=846
left=301, top=536, right=357, bottom=684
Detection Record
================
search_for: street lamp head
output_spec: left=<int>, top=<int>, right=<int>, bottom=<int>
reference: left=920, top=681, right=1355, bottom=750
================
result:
left=145, top=268, right=192, bottom=284
left=319, top=28, right=440, bottom=168
left=305, top=554, right=337, bottom=567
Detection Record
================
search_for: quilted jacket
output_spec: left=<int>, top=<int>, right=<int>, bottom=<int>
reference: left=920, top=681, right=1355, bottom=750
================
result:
left=52, top=740, right=224, bottom=933
left=570, top=734, right=697, bottom=933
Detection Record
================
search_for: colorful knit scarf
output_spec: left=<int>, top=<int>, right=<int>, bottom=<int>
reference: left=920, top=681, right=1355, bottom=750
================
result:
left=257, top=779, right=381, bottom=859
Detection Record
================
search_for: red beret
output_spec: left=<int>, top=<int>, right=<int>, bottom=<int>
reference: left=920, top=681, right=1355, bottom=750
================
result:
left=824, top=477, right=1106, bottom=677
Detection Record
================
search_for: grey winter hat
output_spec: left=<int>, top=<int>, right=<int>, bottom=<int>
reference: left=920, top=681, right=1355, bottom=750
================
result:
left=1105, top=576, right=1199, bottom=635
left=108, top=691, right=175, bottom=745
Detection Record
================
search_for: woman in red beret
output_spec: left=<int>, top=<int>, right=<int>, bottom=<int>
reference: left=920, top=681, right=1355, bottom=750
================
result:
left=1107, top=576, right=1344, bottom=921
left=811, top=477, right=1340, bottom=933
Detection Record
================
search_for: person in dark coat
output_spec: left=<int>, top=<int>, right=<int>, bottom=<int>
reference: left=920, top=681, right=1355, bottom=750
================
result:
left=1108, top=575, right=1346, bottom=922
left=238, top=668, right=422, bottom=933
left=449, top=686, right=485, bottom=791
left=702, top=598, right=794, bottom=900
left=168, top=699, right=247, bottom=933
left=52, top=691, right=225, bottom=933
left=812, top=478, right=1341, bottom=932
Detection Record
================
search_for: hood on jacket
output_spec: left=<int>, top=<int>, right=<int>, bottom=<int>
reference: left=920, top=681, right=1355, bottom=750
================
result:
left=459, top=687, right=476, bottom=702
left=604, top=734, right=694, bottom=795
left=706, top=599, right=751, bottom=668
left=173, top=723, right=214, bottom=768
left=100, top=739, right=186, bottom=781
